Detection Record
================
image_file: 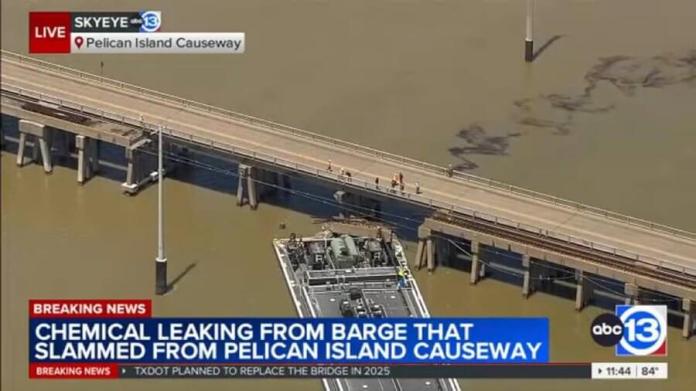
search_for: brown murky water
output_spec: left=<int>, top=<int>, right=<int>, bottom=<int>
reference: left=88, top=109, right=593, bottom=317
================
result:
left=2, top=1, right=695, bottom=390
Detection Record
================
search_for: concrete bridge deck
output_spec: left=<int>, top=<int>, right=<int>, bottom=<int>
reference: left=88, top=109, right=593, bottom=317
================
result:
left=2, top=50, right=695, bottom=282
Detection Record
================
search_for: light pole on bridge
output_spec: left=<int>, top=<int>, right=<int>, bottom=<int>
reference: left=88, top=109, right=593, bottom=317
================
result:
left=155, top=124, right=168, bottom=295
left=525, top=0, right=535, bottom=62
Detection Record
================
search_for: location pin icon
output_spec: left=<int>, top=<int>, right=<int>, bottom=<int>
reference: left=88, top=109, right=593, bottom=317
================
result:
left=75, top=36, right=84, bottom=49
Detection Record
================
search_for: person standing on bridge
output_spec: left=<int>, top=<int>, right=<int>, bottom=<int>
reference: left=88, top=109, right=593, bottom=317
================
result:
left=327, top=160, right=332, bottom=171
left=375, top=177, right=379, bottom=189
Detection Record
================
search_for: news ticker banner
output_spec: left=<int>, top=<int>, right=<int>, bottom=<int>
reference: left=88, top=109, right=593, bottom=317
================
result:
left=30, top=299, right=550, bottom=379
left=29, top=11, right=244, bottom=54
left=28, top=300, right=669, bottom=380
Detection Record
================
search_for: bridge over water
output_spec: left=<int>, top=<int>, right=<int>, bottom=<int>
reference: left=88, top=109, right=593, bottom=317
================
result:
left=1, top=51, right=694, bottom=336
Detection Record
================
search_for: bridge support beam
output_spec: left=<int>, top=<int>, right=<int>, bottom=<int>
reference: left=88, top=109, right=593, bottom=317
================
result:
left=575, top=271, right=593, bottom=311
left=415, top=226, right=431, bottom=271
left=17, top=120, right=52, bottom=173
left=76, top=135, right=100, bottom=184
left=236, top=164, right=248, bottom=206
left=236, top=164, right=257, bottom=209
left=16, top=132, right=28, bottom=166
left=414, top=240, right=425, bottom=270
left=479, top=261, right=487, bottom=280
left=683, top=299, right=694, bottom=339
left=624, top=283, right=640, bottom=305
left=426, top=238, right=435, bottom=273
left=122, top=146, right=141, bottom=193
left=522, top=254, right=541, bottom=298
left=247, top=166, right=258, bottom=210
left=470, top=241, right=481, bottom=284
left=76, top=135, right=88, bottom=183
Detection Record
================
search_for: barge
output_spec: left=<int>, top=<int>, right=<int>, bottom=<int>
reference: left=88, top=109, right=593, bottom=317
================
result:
left=273, top=220, right=461, bottom=391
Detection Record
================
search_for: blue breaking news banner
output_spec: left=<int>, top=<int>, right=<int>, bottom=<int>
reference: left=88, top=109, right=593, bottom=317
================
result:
left=30, top=318, right=549, bottom=364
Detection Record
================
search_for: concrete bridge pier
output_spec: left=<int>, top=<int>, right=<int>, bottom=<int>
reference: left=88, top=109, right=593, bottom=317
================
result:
left=469, top=241, right=481, bottom=284
left=683, top=299, right=695, bottom=339
left=247, top=166, right=258, bottom=209
left=522, top=254, right=545, bottom=298
left=122, top=145, right=145, bottom=193
left=425, top=237, right=436, bottom=273
left=76, top=135, right=100, bottom=184
left=17, top=120, right=52, bottom=173
left=236, top=164, right=257, bottom=208
left=76, top=135, right=87, bottom=183
left=16, top=131, right=29, bottom=166
left=236, top=164, right=248, bottom=206
left=414, top=226, right=431, bottom=270
left=575, top=270, right=593, bottom=311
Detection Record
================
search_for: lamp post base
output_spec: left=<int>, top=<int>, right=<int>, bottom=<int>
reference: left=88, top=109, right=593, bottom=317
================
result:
left=525, top=40, right=534, bottom=62
left=156, top=258, right=168, bottom=295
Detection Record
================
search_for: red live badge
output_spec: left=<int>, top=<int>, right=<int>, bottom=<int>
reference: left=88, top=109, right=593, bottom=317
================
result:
left=29, top=12, right=71, bottom=53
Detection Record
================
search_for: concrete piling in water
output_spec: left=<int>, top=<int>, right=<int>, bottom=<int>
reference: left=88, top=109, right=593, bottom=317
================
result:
left=122, top=145, right=141, bottom=193
left=477, top=245, right=487, bottom=279
left=425, top=238, right=435, bottom=273
left=76, top=135, right=94, bottom=184
left=683, top=299, right=694, bottom=339
left=17, top=120, right=52, bottom=172
left=16, top=132, right=28, bottom=166
left=575, top=270, right=593, bottom=311
left=247, top=166, right=258, bottom=210
left=237, top=164, right=248, bottom=206
left=416, top=226, right=431, bottom=270
left=236, top=164, right=258, bottom=209
left=469, top=241, right=481, bottom=284
left=414, top=239, right=425, bottom=270
left=521, top=254, right=535, bottom=298
left=38, top=135, right=52, bottom=173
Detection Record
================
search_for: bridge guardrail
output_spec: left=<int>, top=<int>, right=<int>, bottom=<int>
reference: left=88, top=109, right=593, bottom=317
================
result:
left=3, top=84, right=695, bottom=278
left=2, top=49, right=694, bottom=242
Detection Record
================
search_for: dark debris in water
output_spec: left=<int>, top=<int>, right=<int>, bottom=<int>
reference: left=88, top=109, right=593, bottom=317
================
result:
left=449, top=50, right=696, bottom=169
left=448, top=123, right=521, bottom=170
